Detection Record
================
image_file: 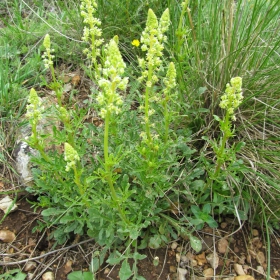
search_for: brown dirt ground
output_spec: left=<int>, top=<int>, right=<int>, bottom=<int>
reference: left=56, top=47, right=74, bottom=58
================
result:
left=1, top=192, right=280, bottom=280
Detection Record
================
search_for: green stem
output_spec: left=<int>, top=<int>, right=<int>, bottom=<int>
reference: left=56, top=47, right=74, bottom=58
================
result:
left=214, top=111, right=231, bottom=178
left=104, top=110, right=129, bottom=224
left=163, top=98, right=169, bottom=144
left=31, top=124, right=50, bottom=162
left=145, top=64, right=154, bottom=143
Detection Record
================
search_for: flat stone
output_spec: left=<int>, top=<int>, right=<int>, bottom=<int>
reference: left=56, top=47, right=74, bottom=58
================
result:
left=206, top=252, right=219, bottom=269
left=218, top=238, right=229, bottom=254
left=234, top=263, right=245, bottom=275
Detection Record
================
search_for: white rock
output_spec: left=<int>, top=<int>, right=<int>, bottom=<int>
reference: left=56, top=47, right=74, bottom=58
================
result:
left=203, top=268, right=214, bottom=278
left=256, top=266, right=264, bottom=274
left=42, top=272, right=54, bottom=280
left=206, top=252, right=219, bottom=269
left=0, top=196, right=17, bottom=214
left=256, top=251, right=265, bottom=265
left=177, top=268, right=188, bottom=280
left=24, top=261, right=37, bottom=272
left=0, top=230, right=16, bottom=243
left=218, top=238, right=229, bottom=254
left=171, top=241, right=178, bottom=250
left=234, top=263, right=246, bottom=275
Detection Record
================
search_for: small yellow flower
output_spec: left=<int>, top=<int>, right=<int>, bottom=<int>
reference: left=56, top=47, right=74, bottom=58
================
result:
left=131, top=39, right=140, bottom=47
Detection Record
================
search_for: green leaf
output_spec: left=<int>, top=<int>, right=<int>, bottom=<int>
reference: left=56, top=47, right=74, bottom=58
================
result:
left=213, top=115, right=221, bottom=122
left=84, top=272, right=95, bottom=280
left=148, top=235, right=162, bottom=249
left=198, top=86, right=207, bottom=95
left=90, top=247, right=108, bottom=273
left=190, top=235, right=202, bottom=253
left=205, top=216, right=218, bottom=228
left=106, top=253, right=124, bottom=265
left=202, top=204, right=211, bottom=214
left=67, top=271, right=95, bottom=280
left=60, top=215, right=74, bottom=223
left=41, top=208, right=64, bottom=216
left=13, top=272, right=27, bottom=280
left=133, top=252, right=146, bottom=261
left=119, top=260, right=133, bottom=280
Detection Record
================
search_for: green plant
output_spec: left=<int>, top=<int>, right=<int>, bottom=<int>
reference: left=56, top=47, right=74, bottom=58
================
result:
left=0, top=269, right=26, bottom=280
left=24, top=3, right=203, bottom=279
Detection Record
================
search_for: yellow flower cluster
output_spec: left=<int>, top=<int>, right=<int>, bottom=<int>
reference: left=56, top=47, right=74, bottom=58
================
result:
left=80, top=0, right=104, bottom=65
left=42, top=34, right=55, bottom=69
left=26, top=88, right=44, bottom=126
left=219, top=77, right=243, bottom=121
left=64, top=143, right=80, bottom=172
left=138, top=8, right=170, bottom=84
left=96, top=38, right=129, bottom=118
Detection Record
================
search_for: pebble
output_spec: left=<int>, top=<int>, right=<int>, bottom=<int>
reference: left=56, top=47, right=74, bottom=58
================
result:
left=24, top=261, right=37, bottom=272
left=177, top=268, right=188, bottom=280
left=234, top=276, right=255, bottom=280
left=42, top=272, right=54, bottom=280
left=0, top=196, right=18, bottom=214
left=176, top=253, right=181, bottom=263
left=257, top=265, right=264, bottom=274
left=206, top=252, right=219, bottom=269
left=221, top=222, right=227, bottom=229
left=256, top=251, right=265, bottom=265
left=0, top=230, right=16, bottom=243
left=252, top=229, right=259, bottom=236
left=218, top=238, right=229, bottom=254
left=104, top=268, right=110, bottom=274
left=203, top=268, right=214, bottom=278
left=171, top=242, right=178, bottom=250
left=234, top=263, right=246, bottom=275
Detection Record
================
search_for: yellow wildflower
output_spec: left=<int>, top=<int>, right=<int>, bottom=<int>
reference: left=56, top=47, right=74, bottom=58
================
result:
left=131, top=39, right=140, bottom=47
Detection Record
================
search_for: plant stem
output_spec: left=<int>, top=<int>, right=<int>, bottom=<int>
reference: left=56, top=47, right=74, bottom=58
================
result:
left=104, top=110, right=129, bottom=224
left=145, top=66, right=153, bottom=143
left=214, top=111, right=230, bottom=178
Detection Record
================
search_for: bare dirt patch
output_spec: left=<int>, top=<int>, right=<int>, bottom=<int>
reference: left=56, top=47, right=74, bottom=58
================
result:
left=1, top=191, right=280, bottom=280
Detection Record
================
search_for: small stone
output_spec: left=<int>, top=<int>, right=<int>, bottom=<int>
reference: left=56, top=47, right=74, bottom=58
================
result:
left=218, top=238, right=229, bottom=254
left=0, top=196, right=18, bottom=214
left=27, top=273, right=34, bottom=280
left=234, top=263, right=246, bottom=275
left=206, top=252, right=219, bottom=269
left=252, top=229, right=259, bottom=237
left=234, top=246, right=239, bottom=253
left=64, top=260, right=73, bottom=274
left=196, top=252, right=207, bottom=266
left=176, top=253, right=181, bottom=263
left=104, top=268, right=110, bottom=274
left=234, top=276, right=255, bottom=280
left=181, top=255, right=188, bottom=262
left=42, top=272, right=54, bottom=280
left=171, top=242, right=178, bottom=250
left=170, top=266, right=177, bottom=273
left=177, top=268, right=188, bottom=280
left=0, top=230, right=16, bottom=243
left=256, top=251, right=265, bottom=265
left=24, top=261, right=37, bottom=272
left=191, top=259, right=198, bottom=267
left=177, top=246, right=183, bottom=252
left=203, top=268, right=214, bottom=278
left=220, top=222, right=227, bottom=229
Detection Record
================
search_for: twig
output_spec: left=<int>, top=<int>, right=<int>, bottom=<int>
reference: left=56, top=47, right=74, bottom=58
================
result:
left=0, top=238, right=95, bottom=266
